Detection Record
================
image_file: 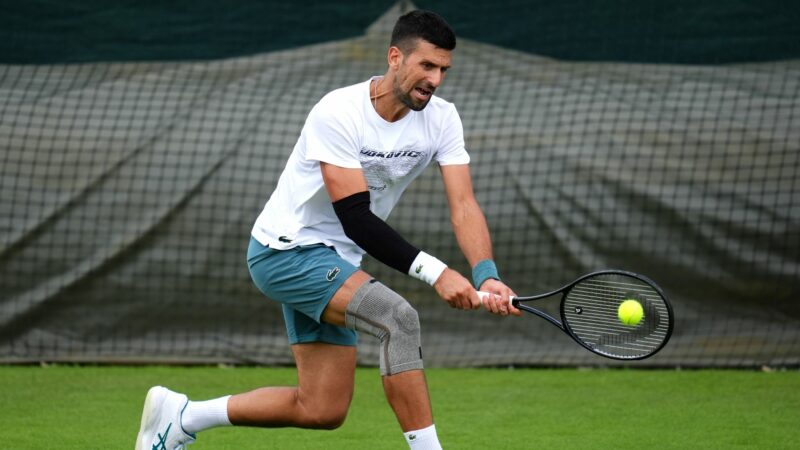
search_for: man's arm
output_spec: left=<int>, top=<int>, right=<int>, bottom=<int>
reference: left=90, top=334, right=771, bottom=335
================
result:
left=320, top=162, right=479, bottom=310
left=320, top=163, right=368, bottom=202
left=440, top=164, right=520, bottom=315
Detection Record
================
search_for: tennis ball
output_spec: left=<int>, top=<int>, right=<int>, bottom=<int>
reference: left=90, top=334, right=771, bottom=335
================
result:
left=618, top=299, right=644, bottom=326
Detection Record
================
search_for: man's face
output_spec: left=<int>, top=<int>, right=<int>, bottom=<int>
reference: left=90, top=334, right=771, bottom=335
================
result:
left=390, top=39, right=452, bottom=111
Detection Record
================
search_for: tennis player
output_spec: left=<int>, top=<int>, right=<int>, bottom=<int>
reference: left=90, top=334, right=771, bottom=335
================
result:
left=136, top=10, right=519, bottom=450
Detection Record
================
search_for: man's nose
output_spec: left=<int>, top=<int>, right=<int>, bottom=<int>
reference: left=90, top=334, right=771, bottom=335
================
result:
left=428, top=69, right=445, bottom=88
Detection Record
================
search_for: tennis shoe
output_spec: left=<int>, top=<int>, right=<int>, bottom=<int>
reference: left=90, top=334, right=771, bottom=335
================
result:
left=135, top=386, right=196, bottom=450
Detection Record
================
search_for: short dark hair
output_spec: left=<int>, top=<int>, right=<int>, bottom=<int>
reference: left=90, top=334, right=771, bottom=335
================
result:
left=390, top=10, right=456, bottom=53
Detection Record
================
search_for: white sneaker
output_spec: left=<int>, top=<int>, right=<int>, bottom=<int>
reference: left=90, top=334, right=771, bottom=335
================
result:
left=135, top=386, right=196, bottom=450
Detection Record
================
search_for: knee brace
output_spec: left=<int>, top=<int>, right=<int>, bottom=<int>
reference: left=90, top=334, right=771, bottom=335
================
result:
left=345, top=280, right=423, bottom=376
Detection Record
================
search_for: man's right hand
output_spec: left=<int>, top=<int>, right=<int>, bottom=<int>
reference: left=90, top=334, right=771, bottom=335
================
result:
left=432, top=268, right=482, bottom=310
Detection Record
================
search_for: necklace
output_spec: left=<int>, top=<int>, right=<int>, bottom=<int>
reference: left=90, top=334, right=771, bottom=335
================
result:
left=371, top=77, right=387, bottom=111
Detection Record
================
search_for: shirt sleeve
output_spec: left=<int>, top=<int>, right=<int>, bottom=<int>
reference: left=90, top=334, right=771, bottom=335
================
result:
left=304, top=99, right=362, bottom=169
left=435, top=104, right=470, bottom=166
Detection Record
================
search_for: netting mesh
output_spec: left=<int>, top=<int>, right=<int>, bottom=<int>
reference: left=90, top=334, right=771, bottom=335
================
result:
left=1, top=6, right=798, bottom=367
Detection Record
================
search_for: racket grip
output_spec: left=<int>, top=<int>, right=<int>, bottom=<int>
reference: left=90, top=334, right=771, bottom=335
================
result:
left=477, top=291, right=515, bottom=307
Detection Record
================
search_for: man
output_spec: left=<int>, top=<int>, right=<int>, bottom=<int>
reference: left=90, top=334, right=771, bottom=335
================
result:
left=136, top=10, right=519, bottom=450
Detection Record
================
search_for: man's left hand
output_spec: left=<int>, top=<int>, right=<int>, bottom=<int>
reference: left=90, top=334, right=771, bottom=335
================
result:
left=478, top=279, right=521, bottom=316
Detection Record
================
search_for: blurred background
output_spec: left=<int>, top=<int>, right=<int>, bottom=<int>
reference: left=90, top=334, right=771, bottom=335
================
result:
left=1, top=0, right=798, bottom=368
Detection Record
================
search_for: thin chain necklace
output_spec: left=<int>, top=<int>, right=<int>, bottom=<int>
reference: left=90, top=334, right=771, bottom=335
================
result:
left=371, top=77, right=388, bottom=112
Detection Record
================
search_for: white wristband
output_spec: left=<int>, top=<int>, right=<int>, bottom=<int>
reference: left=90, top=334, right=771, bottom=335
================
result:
left=408, top=251, right=448, bottom=286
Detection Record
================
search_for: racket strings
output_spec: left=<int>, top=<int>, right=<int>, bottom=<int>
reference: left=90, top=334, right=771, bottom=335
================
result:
left=563, top=275, right=670, bottom=359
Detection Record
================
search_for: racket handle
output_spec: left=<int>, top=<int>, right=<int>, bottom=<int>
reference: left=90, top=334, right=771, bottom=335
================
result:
left=477, top=291, right=515, bottom=307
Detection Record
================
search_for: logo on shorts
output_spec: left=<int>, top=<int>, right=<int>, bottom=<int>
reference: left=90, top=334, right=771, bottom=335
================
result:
left=326, top=267, right=341, bottom=282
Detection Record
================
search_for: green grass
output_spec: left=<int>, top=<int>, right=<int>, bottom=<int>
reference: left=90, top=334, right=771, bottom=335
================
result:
left=0, top=366, right=798, bottom=449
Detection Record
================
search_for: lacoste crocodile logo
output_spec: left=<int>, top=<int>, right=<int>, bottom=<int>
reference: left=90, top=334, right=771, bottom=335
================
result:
left=326, top=267, right=340, bottom=281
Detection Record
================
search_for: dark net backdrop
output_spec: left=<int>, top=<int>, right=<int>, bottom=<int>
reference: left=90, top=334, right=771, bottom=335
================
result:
left=1, top=2, right=798, bottom=367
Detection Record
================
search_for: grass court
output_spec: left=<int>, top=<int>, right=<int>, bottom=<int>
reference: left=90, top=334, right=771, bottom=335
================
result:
left=1, top=366, right=798, bottom=449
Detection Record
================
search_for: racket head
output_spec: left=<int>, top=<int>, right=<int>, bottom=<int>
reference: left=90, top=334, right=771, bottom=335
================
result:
left=559, top=270, right=674, bottom=360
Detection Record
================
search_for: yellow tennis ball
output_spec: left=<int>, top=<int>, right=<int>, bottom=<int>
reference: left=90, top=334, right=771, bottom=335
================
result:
left=618, top=299, right=644, bottom=326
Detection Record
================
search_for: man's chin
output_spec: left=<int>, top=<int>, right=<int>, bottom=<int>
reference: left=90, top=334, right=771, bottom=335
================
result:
left=397, top=90, right=432, bottom=111
left=405, top=98, right=431, bottom=112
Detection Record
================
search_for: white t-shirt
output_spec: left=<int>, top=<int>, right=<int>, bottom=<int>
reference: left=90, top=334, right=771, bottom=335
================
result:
left=251, top=77, right=470, bottom=266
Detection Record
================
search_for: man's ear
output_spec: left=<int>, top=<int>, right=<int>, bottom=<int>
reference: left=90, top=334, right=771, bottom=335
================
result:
left=387, top=46, right=403, bottom=71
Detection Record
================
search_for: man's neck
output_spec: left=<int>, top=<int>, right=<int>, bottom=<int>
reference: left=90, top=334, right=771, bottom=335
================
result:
left=372, top=76, right=410, bottom=123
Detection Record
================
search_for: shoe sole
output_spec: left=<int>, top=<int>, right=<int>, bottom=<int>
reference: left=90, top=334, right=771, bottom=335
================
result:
left=135, top=386, right=168, bottom=450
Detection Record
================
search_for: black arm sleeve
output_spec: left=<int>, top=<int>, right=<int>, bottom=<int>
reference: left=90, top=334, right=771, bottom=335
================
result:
left=332, top=191, right=420, bottom=274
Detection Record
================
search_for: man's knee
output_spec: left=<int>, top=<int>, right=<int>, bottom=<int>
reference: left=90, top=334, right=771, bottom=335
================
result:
left=393, top=300, right=420, bottom=334
left=297, top=393, right=350, bottom=430
left=305, top=407, right=348, bottom=430
left=344, top=280, right=423, bottom=376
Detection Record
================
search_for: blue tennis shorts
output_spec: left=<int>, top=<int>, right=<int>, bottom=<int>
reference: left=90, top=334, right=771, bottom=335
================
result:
left=247, top=237, right=359, bottom=346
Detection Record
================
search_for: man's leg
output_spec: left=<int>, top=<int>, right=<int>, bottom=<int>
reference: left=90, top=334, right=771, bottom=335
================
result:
left=226, top=342, right=356, bottom=429
left=323, top=274, right=441, bottom=448
left=381, top=370, right=433, bottom=431
left=139, top=343, right=356, bottom=450
left=186, top=269, right=371, bottom=432
left=137, top=264, right=363, bottom=450
left=138, top=265, right=439, bottom=449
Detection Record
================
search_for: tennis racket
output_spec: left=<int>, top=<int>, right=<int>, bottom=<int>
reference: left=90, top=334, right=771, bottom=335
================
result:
left=479, top=269, right=673, bottom=360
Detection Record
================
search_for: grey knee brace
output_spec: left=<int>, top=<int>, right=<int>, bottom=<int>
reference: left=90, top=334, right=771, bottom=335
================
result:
left=345, top=280, right=423, bottom=376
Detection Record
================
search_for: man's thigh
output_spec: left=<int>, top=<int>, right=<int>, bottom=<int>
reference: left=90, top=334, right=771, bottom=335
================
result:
left=247, top=237, right=360, bottom=345
left=292, top=342, right=357, bottom=405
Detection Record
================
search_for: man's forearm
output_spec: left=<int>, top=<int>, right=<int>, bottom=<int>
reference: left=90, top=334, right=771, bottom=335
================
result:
left=450, top=196, right=493, bottom=267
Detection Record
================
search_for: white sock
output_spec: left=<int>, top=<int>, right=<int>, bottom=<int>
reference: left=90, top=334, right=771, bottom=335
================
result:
left=181, top=395, right=232, bottom=434
left=404, top=424, right=442, bottom=450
